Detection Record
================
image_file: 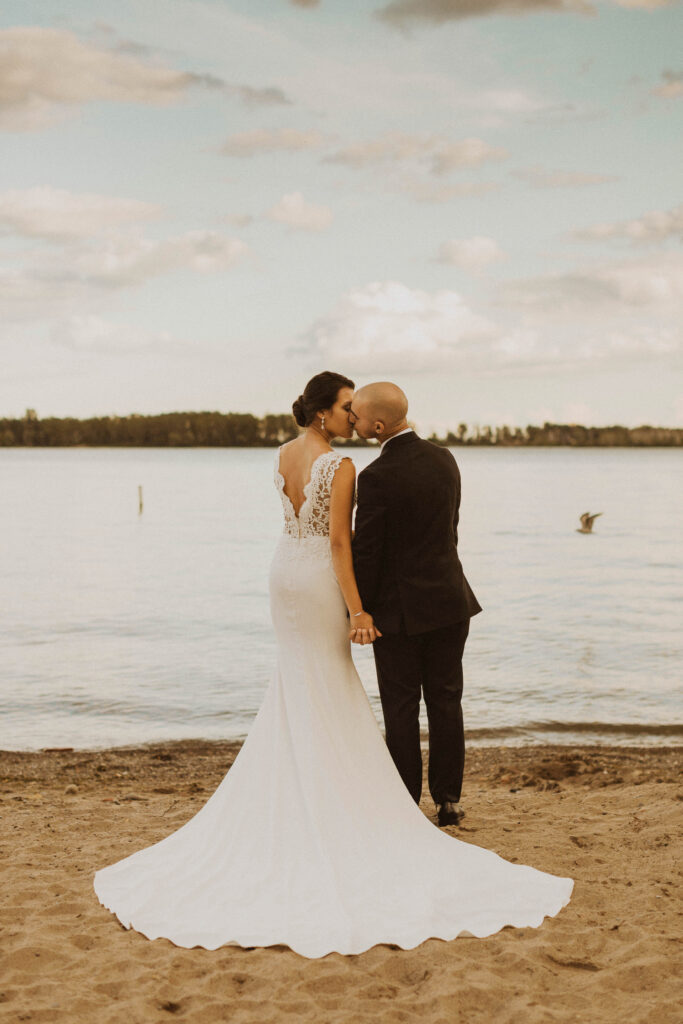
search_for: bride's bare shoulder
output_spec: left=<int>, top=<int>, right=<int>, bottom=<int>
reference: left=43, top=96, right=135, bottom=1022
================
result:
left=330, top=455, right=356, bottom=487
left=278, top=437, right=305, bottom=464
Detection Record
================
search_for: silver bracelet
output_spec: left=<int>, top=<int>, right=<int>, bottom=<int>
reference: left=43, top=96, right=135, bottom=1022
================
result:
left=352, top=611, right=364, bottom=617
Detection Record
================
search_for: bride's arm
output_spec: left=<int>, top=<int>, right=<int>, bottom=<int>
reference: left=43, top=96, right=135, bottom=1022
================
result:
left=329, top=458, right=381, bottom=644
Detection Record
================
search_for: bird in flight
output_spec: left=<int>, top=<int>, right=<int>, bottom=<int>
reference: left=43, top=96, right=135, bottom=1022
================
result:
left=577, top=512, right=602, bottom=534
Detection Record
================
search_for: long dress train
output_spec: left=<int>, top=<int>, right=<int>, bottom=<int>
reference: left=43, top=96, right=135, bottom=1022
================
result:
left=93, top=449, right=573, bottom=958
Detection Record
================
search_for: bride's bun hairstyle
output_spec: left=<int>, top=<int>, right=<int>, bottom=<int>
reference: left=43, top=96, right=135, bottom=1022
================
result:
left=292, top=371, right=355, bottom=427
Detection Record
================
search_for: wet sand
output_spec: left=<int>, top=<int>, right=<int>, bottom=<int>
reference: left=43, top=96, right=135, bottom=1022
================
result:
left=1, top=741, right=681, bottom=1023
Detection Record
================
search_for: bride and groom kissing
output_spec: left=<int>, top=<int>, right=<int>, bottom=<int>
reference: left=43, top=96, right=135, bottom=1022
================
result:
left=94, top=370, right=572, bottom=960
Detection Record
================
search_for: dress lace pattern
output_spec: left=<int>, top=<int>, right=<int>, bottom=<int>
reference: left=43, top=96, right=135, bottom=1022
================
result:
left=274, top=449, right=348, bottom=539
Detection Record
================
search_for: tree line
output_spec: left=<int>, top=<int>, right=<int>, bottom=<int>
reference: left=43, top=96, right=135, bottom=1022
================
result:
left=1, top=410, right=682, bottom=447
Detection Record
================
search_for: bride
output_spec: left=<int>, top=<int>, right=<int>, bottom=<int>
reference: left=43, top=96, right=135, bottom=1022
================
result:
left=94, top=370, right=573, bottom=958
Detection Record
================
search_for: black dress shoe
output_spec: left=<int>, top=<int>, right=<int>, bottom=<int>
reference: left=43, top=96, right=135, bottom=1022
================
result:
left=437, top=801, right=465, bottom=827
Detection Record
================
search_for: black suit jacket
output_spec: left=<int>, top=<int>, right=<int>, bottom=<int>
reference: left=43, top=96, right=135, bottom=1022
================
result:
left=352, top=432, right=482, bottom=636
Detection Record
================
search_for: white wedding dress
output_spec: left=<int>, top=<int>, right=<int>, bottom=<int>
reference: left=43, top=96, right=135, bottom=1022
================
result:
left=93, top=449, right=573, bottom=958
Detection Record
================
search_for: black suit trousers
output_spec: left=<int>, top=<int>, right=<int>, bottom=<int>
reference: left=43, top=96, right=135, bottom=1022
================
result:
left=372, top=618, right=470, bottom=806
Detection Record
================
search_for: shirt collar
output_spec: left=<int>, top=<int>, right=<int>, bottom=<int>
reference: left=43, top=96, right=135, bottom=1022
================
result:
left=380, top=427, right=413, bottom=450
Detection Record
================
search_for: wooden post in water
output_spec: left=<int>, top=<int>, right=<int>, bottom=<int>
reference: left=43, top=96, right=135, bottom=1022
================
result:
left=138, top=485, right=144, bottom=515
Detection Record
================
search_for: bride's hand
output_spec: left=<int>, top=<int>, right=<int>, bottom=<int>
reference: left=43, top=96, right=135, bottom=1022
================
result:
left=348, top=612, right=382, bottom=645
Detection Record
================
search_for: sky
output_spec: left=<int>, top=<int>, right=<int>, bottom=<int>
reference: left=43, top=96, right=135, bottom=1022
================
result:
left=1, top=0, right=682, bottom=432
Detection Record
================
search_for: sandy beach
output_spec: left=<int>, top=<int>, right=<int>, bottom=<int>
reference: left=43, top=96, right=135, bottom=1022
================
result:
left=1, top=741, right=680, bottom=1023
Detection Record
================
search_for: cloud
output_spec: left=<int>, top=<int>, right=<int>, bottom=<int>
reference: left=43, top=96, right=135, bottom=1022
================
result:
left=513, top=166, right=618, bottom=188
left=0, top=186, right=161, bottom=241
left=490, top=254, right=683, bottom=369
left=229, top=84, right=291, bottom=107
left=437, top=236, right=505, bottom=272
left=220, top=128, right=328, bottom=157
left=469, top=88, right=550, bottom=114
left=576, top=204, right=683, bottom=243
left=377, top=0, right=589, bottom=26
left=222, top=214, right=255, bottom=228
left=487, top=321, right=681, bottom=369
left=0, top=263, right=72, bottom=324
left=305, top=281, right=494, bottom=371
left=399, top=179, right=499, bottom=202
left=324, top=132, right=426, bottom=169
left=325, top=132, right=507, bottom=173
left=266, top=192, right=333, bottom=231
left=503, top=253, right=683, bottom=312
left=0, top=27, right=199, bottom=130
left=50, top=314, right=176, bottom=353
left=0, top=230, right=249, bottom=327
left=431, top=138, right=507, bottom=174
left=612, top=0, right=672, bottom=8
left=652, top=70, right=683, bottom=98
left=0, top=26, right=291, bottom=130
left=376, top=0, right=670, bottom=25
left=66, top=231, right=249, bottom=287
left=303, top=261, right=683, bottom=378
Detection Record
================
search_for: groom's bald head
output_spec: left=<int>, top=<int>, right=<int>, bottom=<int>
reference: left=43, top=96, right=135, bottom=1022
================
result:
left=351, top=382, right=409, bottom=442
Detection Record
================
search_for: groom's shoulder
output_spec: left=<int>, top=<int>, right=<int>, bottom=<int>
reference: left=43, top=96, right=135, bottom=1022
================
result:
left=423, top=436, right=459, bottom=463
left=357, top=457, right=382, bottom=483
left=357, top=454, right=389, bottom=496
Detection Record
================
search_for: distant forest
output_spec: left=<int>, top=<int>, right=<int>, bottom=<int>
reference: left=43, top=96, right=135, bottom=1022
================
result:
left=2, top=410, right=682, bottom=447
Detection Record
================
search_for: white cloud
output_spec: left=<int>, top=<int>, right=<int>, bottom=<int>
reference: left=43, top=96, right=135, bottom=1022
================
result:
left=377, top=0, right=585, bottom=24
left=0, top=186, right=161, bottom=241
left=431, top=137, right=507, bottom=174
left=576, top=204, right=683, bottom=243
left=66, top=231, right=249, bottom=286
left=0, top=27, right=199, bottom=130
left=325, top=132, right=427, bottom=169
left=399, top=178, right=499, bottom=202
left=652, top=70, right=683, bottom=98
left=513, top=166, right=618, bottom=188
left=470, top=89, right=550, bottom=114
left=437, top=236, right=505, bottom=272
left=503, top=254, right=683, bottom=312
left=266, top=192, right=333, bottom=231
left=0, top=230, right=248, bottom=326
left=50, top=314, right=175, bottom=353
left=0, top=263, right=73, bottom=324
left=612, top=0, right=671, bottom=8
left=220, top=128, right=328, bottom=157
left=229, top=84, right=291, bottom=108
left=222, top=213, right=255, bottom=228
left=325, top=132, right=506, bottom=173
left=376, top=0, right=670, bottom=25
left=305, top=281, right=494, bottom=371
left=0, top=26, right=289, bottom=131
left=488, top=254, right=683, bottom=369
left=305, top=262, right=683, bottom=378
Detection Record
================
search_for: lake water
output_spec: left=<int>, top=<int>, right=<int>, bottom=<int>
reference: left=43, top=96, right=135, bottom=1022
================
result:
left=1, top=446, right=681, bottom=751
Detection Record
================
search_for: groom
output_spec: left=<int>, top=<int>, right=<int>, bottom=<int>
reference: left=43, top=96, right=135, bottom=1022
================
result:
left=349, top=383, right=481, bottom=827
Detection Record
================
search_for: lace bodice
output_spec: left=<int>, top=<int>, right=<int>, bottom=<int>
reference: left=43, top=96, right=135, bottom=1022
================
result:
left=274, top=448, right=349, bottom=539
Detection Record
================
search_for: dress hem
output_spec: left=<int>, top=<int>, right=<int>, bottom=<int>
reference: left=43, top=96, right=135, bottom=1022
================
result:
left=93, top=877, right=574, bottom=960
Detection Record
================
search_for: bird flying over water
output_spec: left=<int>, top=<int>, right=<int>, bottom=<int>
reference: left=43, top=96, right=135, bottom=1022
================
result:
left=577, top=512, right=602, bottom=534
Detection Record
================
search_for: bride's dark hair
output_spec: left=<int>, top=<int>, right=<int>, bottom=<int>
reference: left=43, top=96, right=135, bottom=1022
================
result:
left=292, top=371, right=355, bottom=428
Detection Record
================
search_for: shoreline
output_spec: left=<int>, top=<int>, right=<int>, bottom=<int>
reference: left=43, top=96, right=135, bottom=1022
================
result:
left=3, top=738, right=681, bottom=795
left=2, top=741, right=680, bottom=1022
left=3, top=720, right=682, bottom=757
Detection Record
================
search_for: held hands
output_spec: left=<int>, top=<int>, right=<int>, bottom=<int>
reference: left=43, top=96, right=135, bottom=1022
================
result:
left=348, top=611, right=382, bottom=645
